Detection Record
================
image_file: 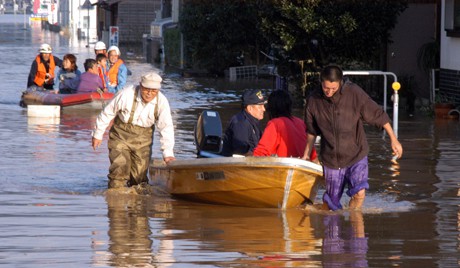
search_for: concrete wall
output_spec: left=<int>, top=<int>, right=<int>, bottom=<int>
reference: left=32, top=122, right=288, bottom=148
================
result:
left=387, top=3, right=437, bottom=99
left=441, top=0, right=460, bottom=70
left=439, top=0, right=460, bottom=104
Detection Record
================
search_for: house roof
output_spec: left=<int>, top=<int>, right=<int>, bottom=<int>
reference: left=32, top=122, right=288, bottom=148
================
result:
left=95, top=0, right=124, bottom=5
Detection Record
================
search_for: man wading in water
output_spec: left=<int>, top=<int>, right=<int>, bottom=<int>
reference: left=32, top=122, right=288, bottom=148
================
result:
left=92, top=72, right=175, bottom=189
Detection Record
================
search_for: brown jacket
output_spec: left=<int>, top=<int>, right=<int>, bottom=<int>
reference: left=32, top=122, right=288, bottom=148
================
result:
left=305, top=81, right=390, bottom=169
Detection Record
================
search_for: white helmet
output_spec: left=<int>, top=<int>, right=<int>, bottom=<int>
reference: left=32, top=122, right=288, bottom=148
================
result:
left=94, top=41, right=106, bottom=50
left=107, top=45, right=121, bottom=56
left=39, top=43, right=52, bottom=54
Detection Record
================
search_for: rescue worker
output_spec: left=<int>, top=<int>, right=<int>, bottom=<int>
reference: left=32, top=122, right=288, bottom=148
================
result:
left=221, top=89, right=266, bottom=156
left=106, top=45, right=128, bottom=93
left=94, top=41, right=107, bottom=57
left=27, top=43, right=63, bottom=90
left=92, top=72, right=175, bottom=189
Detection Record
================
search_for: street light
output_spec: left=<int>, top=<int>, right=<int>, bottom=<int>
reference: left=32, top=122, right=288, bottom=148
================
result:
left=81, top=0, right=92, bottom=48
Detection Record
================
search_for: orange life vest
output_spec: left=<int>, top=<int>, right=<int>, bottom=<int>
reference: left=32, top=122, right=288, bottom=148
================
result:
left=107, top=59, right=124, bottom=85
left=98, top=65, right=107, bottom=89
left=33, top=55, right=56, bottom=87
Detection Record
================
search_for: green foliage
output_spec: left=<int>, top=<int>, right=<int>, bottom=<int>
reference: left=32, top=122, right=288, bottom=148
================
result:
left=180, top=0, right=408, bottom=76
left=164, top=27, right=182, bottom=67
left=416, top=40, right=440, bottom=74
left=180, top=0, right=269, bottom=74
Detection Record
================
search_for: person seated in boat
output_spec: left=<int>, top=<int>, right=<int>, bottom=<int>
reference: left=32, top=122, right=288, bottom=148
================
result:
left=253, top=90, right=318, bottom=162
left=77, top=59, right=104, bottom=93
left=94, top=41, right=107, bottom=57
left=92, top=72, right=175, bottom=189
left=106, top=45, right=128, bottom=93
left=221, top=89, right=266, bottom=156
left=96, top=53, right=108, bottom=92
left=27, top=43, right=63, bottom=90
left=55, top=53, right=81, bottom=94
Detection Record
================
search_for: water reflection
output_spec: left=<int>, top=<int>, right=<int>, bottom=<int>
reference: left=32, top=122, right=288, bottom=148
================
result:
left=152, top=203, right=325, bottom=267
left=105, top=192, right=154, bottom=267
left=321, top=212, right=368, bottom=268
left=102, top=194, right=372, bottom=268
left=27, top=116, right=60, bottom=133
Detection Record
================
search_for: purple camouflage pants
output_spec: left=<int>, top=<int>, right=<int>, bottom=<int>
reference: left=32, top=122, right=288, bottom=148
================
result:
left=323, top=156, right=369, bottom=211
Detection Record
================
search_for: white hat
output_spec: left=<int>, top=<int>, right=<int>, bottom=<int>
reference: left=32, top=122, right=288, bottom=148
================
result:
left=141, top=73, right=162, bottom=89
left=39, top=43, right=52, bottom=54
left=107, top=45, right=121, bottom=56
left=94, top=41, right=106, bottom=50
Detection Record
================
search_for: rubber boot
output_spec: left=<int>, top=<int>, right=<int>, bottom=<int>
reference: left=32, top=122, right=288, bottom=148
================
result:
left=108, top=178, right=128, bottom=189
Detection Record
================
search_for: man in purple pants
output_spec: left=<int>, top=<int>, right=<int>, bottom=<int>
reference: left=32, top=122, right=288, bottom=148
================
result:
left=302, top=65, right=403, bottom=211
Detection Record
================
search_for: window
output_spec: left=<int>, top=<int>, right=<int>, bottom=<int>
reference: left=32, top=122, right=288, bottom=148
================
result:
left=445, top=0, right=460, bottom=36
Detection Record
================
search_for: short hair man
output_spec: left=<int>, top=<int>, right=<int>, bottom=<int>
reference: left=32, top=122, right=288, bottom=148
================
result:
left=77, top=59, right=104, bottom=93
left=302, top=65, right=403, bottom=211
left=221, top=89, right=266, bottom=156
left=92, top=72, right=175, bottom=188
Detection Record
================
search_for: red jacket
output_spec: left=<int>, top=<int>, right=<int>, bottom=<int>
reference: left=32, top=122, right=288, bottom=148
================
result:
left=253, top=116, right=317, bottom=160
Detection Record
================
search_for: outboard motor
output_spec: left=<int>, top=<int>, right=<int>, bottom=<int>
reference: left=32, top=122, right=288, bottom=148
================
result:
left=194, top=110, right=223, bottom=157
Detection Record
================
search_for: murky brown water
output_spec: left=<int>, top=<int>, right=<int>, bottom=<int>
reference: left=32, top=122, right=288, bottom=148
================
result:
left=0, top=14, right=459, bottom=267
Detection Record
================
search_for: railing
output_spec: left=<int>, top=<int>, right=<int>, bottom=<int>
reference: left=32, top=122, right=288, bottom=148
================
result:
left=343, top=70, right=400, bottom=138
left=229, top=65, right=258, bottom=80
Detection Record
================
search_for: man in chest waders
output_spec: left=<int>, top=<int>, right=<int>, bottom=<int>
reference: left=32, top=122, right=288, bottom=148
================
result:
left=92, top=72, right=175, bottom=188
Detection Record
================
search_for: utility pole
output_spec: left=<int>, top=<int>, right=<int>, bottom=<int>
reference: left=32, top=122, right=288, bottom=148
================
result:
left=82, top=0, right=91, bottom=47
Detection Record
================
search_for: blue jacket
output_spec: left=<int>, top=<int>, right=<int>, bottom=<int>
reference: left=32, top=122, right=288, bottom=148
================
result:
left=221, top=110, right=263, bottom=156
left=55, top=68, right=81, bottom=93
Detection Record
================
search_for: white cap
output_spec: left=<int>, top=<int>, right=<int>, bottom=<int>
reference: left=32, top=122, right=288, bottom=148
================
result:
left=107, top=45, right=121, bottom=56
left=140, top=73, right=162, bottom=89
left=94, top=41, right=106, bottom=50
left=39, top=43, right=52, bottom=54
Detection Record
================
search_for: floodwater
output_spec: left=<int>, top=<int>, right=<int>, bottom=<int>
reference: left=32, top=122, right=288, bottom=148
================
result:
left=0, top=14, right=459, bottom=267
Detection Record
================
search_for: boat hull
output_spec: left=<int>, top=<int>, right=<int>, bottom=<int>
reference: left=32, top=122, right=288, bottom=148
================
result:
left=150, top=157, right=324, bottom=209
left=20, top=89, right=114, bottom=109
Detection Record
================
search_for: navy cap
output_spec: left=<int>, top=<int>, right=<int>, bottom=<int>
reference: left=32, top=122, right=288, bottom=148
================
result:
left=242, top=89, right=266, bottom=106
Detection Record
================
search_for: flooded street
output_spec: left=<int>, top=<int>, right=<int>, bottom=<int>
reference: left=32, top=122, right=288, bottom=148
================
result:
left=0, top=14, right=459, bottom=267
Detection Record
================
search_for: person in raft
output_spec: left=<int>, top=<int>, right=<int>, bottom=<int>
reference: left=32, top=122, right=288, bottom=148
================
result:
left=253, top=89, right=318, bottom=162
left=106, top=45, right=128, bottom=93
left=27, top=43, right=63, bottom=90
left=221, top=89, right=266, bottom=156
left=96, top=53, right=108, bottom=92
left=77, top=59, right=104, bottom=93
left=55, top=53, right=81, bottom=94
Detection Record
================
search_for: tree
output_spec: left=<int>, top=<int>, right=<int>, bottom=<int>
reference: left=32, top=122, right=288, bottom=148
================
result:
left=180, top=0, right=269, bottom=75
left=259, top=0, right=407, bottom=73
left=180, top=0, right=407, bottom=77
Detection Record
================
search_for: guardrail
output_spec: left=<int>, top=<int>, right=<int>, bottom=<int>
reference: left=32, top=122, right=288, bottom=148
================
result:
left=343, top=70, right=400, bottom=138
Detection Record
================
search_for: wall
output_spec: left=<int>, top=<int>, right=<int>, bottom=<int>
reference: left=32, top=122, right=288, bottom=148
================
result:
left=440, top=0, right=460, bottom=104
left=116, top=0, right=160, bottom=44
left=387, top=3, right=437, bottom=100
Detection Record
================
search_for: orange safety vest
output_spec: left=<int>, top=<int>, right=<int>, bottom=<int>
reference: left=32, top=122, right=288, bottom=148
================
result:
left=107, top=59, right=124, bottom=85
left=98, top=65, right=107, bottom=88
left=33, top=55, right=56, bottom=87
